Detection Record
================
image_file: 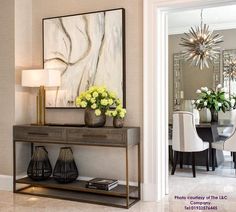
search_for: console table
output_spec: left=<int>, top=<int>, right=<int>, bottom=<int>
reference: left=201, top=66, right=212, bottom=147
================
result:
left=13, top=125, right=140, bottom=209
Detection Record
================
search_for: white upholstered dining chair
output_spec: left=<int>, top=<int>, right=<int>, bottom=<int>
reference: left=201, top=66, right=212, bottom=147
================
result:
left=171, top=111, right=209, bottom=177
left=218, top=109, right=236, bottom=137
left=212, top=127, right=236, bottom=171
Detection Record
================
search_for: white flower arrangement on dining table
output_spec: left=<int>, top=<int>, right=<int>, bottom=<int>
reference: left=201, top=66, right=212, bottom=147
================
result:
left=192, top=84, right=234, bottom=112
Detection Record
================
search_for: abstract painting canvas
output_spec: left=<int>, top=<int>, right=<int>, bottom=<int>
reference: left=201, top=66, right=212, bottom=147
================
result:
left=43, top=8, right=125, bottom=108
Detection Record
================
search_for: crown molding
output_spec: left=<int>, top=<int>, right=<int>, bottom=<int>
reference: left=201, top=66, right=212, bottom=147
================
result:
left=169, top=22, right=236, bottom=35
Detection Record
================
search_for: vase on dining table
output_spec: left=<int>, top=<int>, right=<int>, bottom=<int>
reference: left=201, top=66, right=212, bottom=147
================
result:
left=210, top=108, right=218, bottom=123
left=199, top=108, right=211, bottom=123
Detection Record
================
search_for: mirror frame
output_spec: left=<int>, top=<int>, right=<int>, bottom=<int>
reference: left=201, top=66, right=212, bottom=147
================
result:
left=173, top=53, right=221, bottom=111
left=222, top=49, right=236, bottom=95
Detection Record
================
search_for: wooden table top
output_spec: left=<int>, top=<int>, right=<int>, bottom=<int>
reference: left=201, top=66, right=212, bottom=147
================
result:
left=169, top=120, right=234, bottom=128
left=169, top=120, right=234, bottom=142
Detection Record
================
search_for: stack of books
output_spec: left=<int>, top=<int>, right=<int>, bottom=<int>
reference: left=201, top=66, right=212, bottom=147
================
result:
left=86, top=178, right=118, bottom=191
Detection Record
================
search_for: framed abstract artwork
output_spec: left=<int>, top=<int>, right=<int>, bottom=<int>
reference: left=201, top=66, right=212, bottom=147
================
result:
left=43, top=8, right=126, bottom=108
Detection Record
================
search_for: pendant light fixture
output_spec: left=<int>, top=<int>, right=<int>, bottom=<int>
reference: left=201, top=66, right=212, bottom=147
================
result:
left=180, top=9, right=223, bottom=70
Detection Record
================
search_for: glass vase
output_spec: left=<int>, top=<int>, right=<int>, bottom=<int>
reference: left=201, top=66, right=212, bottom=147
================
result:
left=210, top=108, right=218, bottom=122
left=53, top=147, right=78, bottom=183
left=27, top=146, right=52, bottom=181
left=199, top=108, right=211, bottom=123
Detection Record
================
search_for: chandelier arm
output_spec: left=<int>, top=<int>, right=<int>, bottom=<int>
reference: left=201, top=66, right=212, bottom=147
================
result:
left=200, top=9, right=203, bottom=34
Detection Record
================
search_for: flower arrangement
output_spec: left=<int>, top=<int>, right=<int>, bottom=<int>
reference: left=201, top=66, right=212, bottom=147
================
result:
left=193, top=84, right=231, bottom=112
left=76, top=86, right=120, bottom=116
left=76, top=86, right=127, bottom=127
left=230, top=95, right=236, bottom=109
left=105, top=105, right=127, bottom=119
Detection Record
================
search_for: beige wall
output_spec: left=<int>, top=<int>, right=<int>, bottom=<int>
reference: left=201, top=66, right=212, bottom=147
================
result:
left=181, top=62, right=213, bottom=99
left=169, top=28, right=236, bottom=120
left=0, top=0, right=15, bottom=175
left=15, top=0, right=35, bottom=175
left=30, top=0, right=143, bottom=181
left=32, top=0, right=143, bottom=126
left=0, top=0, right=142, bottom=181
left=15, top=0, right=33, bottom=125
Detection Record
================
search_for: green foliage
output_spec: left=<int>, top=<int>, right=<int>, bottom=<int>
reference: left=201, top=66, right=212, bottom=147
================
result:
left=193, top=85, right=231, bottom=112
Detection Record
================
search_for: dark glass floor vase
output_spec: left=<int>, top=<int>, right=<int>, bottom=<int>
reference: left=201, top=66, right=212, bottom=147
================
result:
left=53, top=147, right=79, bottom=183
left=27, top=146, right=52, bottom=181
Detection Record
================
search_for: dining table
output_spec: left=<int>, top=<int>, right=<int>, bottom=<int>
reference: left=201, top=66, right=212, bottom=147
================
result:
left=169, top=120, right=234, bottom=167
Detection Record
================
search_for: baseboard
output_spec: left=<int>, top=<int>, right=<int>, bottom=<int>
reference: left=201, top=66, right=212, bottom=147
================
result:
left=142, top=183, right=157, bottom=201
left=0, top=175, right=13, bottom=191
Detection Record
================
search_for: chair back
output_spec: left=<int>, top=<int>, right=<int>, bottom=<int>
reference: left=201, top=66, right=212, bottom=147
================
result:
left=172, top=111, right=205, bottom=152
left=223, top=115, right=236, bottom=150
left=218, top=109, right=236, bottom=137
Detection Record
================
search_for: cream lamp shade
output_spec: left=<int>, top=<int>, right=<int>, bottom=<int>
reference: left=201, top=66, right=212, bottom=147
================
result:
left=22, top=69, right=45, bottom=87
left=22, top=69, right=61, bottom=87
left=21, top=69, right=61, bottom=125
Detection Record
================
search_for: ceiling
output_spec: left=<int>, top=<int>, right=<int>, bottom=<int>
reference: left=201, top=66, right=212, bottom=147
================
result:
left=168, top=5, right=236, bottom=35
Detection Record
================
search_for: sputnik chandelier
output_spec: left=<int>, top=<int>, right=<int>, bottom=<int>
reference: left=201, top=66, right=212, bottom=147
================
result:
left=180, top=9, right=223, bottom=70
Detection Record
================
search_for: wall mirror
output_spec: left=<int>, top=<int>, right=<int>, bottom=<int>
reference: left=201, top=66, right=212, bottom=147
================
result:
left=173, top=53, right=221, bottom=111
left=223, top=49, right=236, bottom=96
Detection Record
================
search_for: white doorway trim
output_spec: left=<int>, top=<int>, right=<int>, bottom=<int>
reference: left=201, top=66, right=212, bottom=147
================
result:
left=143, top=0, right=236, bottom=201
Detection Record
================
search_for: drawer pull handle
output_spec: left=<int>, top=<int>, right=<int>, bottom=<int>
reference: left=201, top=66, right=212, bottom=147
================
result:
left=28, top=132, right=49, bottom=136
left=82, top=134, right=107, bottom=138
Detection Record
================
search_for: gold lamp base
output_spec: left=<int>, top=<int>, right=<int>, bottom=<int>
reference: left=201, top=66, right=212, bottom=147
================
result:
left=36, top=86, right=46, bottom=125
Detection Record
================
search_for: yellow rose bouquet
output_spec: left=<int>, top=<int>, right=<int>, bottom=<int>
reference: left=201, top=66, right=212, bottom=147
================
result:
left=105, top=105, right=127, bottom=119
left=76, top=86, right=119, bottom=116
left=106, top=104, right=126, bottom=128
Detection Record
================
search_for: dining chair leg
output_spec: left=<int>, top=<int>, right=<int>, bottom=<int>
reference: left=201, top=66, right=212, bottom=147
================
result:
left=233, top=152, right=236, bottom=169
left=171, top=151, right=179, bottom=175
left=180, top=152, right=183, bottom=169
left=192, top=152, right=196, bottom=178
left=211, top=148, right=216, bottom=171
left=169, top=146, right=174, bottom=167
left=206, top=149, right=209, bottom=171
left=215, top=154, right=218, bottom=167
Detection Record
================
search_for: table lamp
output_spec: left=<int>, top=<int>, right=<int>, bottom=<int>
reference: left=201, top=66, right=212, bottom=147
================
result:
left=22, top=69, right=61, bottom=125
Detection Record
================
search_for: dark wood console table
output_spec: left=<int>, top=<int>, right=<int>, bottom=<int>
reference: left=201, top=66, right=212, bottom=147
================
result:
left=13, top=125, right=140, bottom=209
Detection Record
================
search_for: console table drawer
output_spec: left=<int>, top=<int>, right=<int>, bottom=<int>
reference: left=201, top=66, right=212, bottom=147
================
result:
left=67, top=129, right=126, bottom=146
left=13, top=126, right=65, bottom=142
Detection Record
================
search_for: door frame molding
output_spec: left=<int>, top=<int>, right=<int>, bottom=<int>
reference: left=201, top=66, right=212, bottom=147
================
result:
left=142, top=0, right=236, bottom=201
